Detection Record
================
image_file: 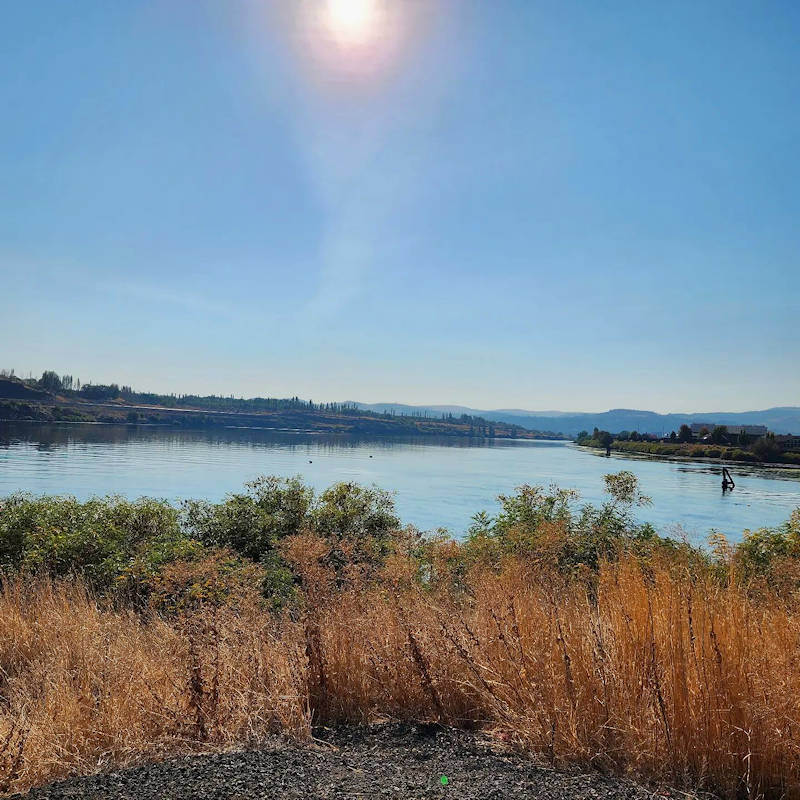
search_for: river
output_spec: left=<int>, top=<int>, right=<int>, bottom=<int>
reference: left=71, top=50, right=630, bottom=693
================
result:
left=1, top=422, right=798, bottom=544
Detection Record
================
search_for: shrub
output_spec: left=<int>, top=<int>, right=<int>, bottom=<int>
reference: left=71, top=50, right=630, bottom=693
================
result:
left=0, top=494, right=195, bottom=598
left=753, top=436, right=781, bottom=462
left=464, top=471, right=666, bottom=573
left=182, top=477, right=401, bottom=599
left=731, top=509, right=800, bottom=587
left=147, top=548, right=268, bottom=615
left=182, top=476, right=313, bottom=563
left=311, top=482, right=400, bottom=578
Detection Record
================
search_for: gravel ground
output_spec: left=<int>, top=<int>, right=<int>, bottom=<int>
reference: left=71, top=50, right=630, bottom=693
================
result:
left=17, top=723, right=664, bottom=800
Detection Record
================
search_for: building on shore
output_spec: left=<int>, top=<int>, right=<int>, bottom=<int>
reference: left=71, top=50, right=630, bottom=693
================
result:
left=774, top=434, right=800, bottom=452
left=690, top=422, right=768, bottom=442
left=689, top=423, right=768, bottom=438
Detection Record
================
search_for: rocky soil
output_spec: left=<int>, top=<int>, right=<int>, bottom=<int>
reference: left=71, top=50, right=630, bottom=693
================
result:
left=17, top=723, right=667, bottom=800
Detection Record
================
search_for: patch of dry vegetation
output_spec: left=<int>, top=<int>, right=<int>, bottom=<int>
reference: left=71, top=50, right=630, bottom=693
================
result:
left=1, top=547, right=800, bottom=798
left=0, top=578, right=308, bottom=795
left=1, top=477, right=799, bottom=797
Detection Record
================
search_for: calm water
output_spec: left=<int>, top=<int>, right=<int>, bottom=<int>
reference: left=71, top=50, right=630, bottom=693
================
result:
left=1, top=422, right=799, bottom=544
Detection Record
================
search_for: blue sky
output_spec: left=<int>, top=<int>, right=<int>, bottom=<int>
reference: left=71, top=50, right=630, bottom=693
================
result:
left=2, top=1, right=798, bottom=412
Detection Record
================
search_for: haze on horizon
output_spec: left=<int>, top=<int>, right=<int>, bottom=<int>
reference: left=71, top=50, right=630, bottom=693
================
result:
left=2, top=1, right=798, bottom=413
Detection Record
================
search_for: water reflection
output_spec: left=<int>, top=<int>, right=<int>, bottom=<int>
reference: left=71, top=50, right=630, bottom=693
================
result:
left=0, top=422, right=547, bottom=452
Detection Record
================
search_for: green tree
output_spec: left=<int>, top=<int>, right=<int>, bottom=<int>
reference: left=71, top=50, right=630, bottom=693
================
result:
left=677, top=424, right=693, bottom=443
left=752, top=433, right=780, bottom=463
left=598, top=430, right=613, bottom=448
left=38, top=370, right=63, bottom=393
left=710, top=425, right=728, bottom=445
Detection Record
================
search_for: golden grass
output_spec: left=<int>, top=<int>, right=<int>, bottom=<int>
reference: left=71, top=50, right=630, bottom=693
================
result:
left=0, top=580, right=309, bottom=795
left=1, top=552, right=799, bottom=797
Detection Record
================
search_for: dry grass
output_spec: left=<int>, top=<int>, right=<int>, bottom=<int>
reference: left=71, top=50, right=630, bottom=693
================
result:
left=1, top=549, right=800, bottom=798
left=0, top=580, right=309, bottom=795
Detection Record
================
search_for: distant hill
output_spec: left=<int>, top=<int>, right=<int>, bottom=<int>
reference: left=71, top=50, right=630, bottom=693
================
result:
left=4, top=372, right=797, bottom=437
left=0, top=374, right=561, bottom=439
left=350, top=402, right=800, bottom=436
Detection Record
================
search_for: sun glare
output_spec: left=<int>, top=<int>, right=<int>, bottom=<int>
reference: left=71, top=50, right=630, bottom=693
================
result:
left=273, top=0, right=429, bottom=86
left=325, top=0, right=379, bottom=46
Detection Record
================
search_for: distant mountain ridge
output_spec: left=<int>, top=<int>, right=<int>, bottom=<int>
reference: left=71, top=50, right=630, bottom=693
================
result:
left=349, top=402, right=800, bottom=437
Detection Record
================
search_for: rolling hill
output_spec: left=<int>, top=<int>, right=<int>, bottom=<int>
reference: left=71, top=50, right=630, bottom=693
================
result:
left=350, top=402, right=800, bottom=437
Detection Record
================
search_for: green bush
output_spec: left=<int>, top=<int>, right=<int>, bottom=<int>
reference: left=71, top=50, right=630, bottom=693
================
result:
left=727, top=509, right=800, bottom=593
left=0, top=494, right=196, bottom=596
left=182, top=476, right=313, bottom=562
left=312, top=482, right=400, bottom=574
left=464, top=471, right=669, bottom=573
left=0, top=477, right=404, bottom=606
left=2, top=476, right=797, bottom=606
left=182, top=476, right=401, bottom=599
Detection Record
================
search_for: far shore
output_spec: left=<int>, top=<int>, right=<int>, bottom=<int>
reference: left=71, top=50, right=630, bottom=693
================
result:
left=575, top=442, right=800, bottom=476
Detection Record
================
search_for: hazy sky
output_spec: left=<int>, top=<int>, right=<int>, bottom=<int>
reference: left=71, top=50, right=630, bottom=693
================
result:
left=2, top=1, right=798, bottom=412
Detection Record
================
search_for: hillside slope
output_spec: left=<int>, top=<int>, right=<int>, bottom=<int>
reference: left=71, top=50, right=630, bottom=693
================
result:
left=353, top=402, right=800, bottom=436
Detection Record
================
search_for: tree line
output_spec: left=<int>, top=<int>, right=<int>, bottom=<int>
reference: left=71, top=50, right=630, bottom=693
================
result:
left=5, top=369, right=546, bottom=438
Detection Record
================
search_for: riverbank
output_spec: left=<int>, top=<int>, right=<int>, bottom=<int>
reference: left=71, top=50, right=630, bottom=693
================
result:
left=579, top=439, right=800, bottom=469
left=0, top=377, right=567, bottom=441
left=0, top=398, right=553, bottom=440
left=1, top=478, right=799, bottom=797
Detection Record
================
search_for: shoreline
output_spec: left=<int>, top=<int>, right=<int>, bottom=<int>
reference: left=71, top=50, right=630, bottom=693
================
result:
left=574, top=442, right=800, bottom=477
left=0, top=399, right=563, bottom=441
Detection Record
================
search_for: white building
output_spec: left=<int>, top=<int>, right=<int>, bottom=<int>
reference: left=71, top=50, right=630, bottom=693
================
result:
left=689, top=423, right=768, bottom=438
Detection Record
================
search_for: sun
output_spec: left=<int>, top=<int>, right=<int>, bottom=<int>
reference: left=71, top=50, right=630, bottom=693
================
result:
left=281, top=0, right=419, bottom=84
left=325, top=0, right=379, bottom=46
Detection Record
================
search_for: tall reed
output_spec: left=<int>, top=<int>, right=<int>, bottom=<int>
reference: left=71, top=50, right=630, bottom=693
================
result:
left=1, top=552, right=799, bottom=798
